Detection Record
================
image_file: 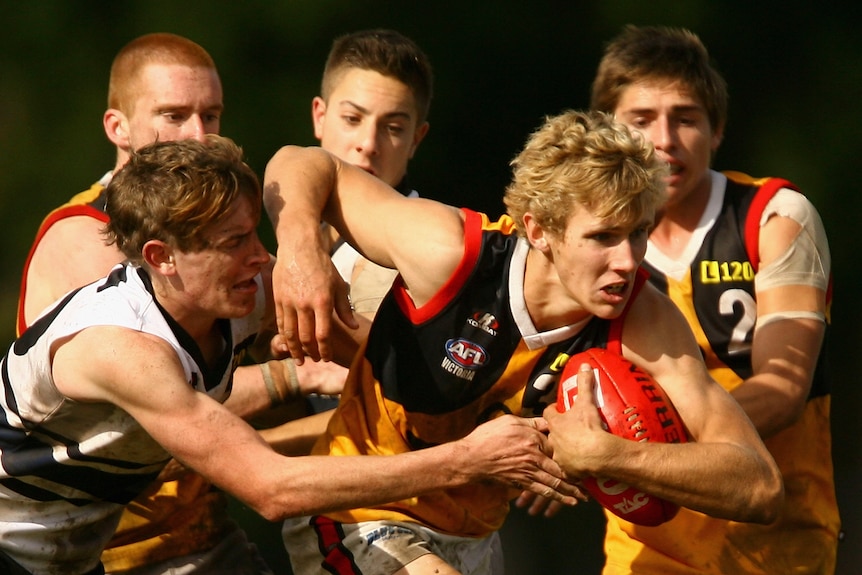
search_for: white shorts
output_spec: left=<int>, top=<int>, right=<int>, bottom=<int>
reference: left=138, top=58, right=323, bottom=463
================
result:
left=283, top=516, right=504, bottom=575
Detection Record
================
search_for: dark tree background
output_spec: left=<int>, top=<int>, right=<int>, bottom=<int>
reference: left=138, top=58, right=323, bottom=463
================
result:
left=2, top=2, right=859, bottom=573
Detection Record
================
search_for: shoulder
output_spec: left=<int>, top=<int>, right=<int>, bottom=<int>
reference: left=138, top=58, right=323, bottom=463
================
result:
left=39, top=179, right=110, bottom=235
left=53, top=325, right=180, bottom=404
left=761, top=187, right=823, bottom=227
left=758, top=186, right=829, bottom=258
left=627, top=281, right=682, bottom=324
left=41, top=213, right=108, bottom=244
left=623, top=282, right=700, bottom=360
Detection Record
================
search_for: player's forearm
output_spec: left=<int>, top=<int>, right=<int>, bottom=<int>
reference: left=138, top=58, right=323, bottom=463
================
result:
left=241, top=442, right=472, bottom=521
left=225, top=361, right=303, bottom=419
left=730, top=375, right=808, bottom=439
left=263, top=145, right=335, bottom=249
left=734, top=317, right=824, bottom=438
left=592, top=438, right=782, bottom=524
left=200, top=411, right=577, bottom=522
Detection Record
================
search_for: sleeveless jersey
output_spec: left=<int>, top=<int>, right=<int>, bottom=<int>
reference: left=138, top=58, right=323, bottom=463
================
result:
left=604, top=171, right=839, bottom=574
left=0, top=263, right=263, bottom=574
left=14, top=179, right=239, bottom=572
left=16, top=176, right=110, bottom=337
left=310, top=209, right=644, bottom=539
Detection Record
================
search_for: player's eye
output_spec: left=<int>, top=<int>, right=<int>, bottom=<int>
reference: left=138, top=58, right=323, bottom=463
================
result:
left=386, top=124, right=406, bottom=136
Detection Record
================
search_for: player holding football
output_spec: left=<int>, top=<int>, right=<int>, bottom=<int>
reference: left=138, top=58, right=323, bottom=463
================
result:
left=263, top=109, right=783, bottom=575
left=587, top=25, right=839, bottom=574
left=0, top=136, right=577, bottom=575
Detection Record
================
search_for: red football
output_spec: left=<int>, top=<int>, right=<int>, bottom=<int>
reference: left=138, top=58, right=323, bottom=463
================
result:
left=556, top=347, right=688, bottom=526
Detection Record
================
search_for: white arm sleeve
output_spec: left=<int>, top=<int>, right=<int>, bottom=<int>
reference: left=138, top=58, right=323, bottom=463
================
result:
left=754, top=188, right=831, bottom=293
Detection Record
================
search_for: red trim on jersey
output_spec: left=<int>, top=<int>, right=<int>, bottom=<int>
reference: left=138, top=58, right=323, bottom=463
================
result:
left=16, top=205, right=110, bottom=336
left=743, top=177, right=795, bottom=272
left=740, top=177, right=833, bottom=308
left=606, top=268, right=649, bottom=356
left=393, top=208, right=485, bottom=324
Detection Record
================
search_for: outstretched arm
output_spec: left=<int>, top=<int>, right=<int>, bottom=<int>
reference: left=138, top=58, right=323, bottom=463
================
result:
left=263, top=146, right=463, bottom=363
left=52, top=326, right=582, bottom=521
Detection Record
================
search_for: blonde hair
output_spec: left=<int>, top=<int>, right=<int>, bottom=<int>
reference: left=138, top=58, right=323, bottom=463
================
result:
left=503, top=110, right=667, bottom=237
left=108, top=32, right=219, bottom=114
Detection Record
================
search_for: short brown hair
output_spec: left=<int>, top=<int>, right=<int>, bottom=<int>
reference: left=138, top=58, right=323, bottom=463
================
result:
left=591, top=25, right=728, bottom=134
left=108, top=32, right=219, bottom=114
left=321, top=29, right=433, bottom=123
left=504, top=110, right=667, bottom=238
left=105, top=135, right=261, bottom=261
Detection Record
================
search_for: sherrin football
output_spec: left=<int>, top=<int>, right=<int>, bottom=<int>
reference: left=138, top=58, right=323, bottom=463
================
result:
left=556, top=347, right=689, bottom=526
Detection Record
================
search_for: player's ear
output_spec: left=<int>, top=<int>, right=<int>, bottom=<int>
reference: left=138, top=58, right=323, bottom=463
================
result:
left=711, top=122, right=725, bottom=153
left=408, top=121, right=430, bottom=159
left=311, top=97, right=327, bottom=140
left=104, top=108, right=131, bottom=149
left=523, top=212, right=550, bottom=253
left=142, top=240, right=176, bottom=275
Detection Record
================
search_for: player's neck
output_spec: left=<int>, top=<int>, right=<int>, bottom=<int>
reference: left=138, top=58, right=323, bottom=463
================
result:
left=650, top=178, right=712, bottom=259
left=524, top=249, right=590, bottom=331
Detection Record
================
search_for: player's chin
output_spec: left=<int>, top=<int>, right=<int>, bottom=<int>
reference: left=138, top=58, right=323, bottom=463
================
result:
left=591, top=298, right=627, bottom=320
left=221, top=297, right=257, bottom=318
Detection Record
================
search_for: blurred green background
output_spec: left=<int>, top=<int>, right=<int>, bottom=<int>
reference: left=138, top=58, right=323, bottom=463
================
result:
left=2, top=1, right=859, bottom=573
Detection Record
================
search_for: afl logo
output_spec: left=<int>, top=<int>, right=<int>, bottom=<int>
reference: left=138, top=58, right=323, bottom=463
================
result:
left=445, top=338, right=488, bottom=369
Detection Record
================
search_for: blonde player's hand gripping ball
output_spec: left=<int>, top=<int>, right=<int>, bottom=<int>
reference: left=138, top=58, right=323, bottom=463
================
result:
left=557, top=347, right=689, bottom=526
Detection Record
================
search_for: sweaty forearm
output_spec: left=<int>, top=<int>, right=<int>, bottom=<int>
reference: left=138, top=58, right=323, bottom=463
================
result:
left=243, top=414, right=579, bottom=521
left=591, top=436, right=782, bottom=524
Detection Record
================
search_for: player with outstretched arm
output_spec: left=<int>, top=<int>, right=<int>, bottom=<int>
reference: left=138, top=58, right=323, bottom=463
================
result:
left=0, top=135, right=577, bottom=575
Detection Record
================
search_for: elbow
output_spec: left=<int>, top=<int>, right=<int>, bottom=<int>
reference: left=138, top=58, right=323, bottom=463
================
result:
left=744, top=464, right=785, bottom=525
left=249, top=497, right=296, bottom=523
left=249, top=485, right=329, bottom=522
left=239, top=491, right=282, bottom=522
left=256, top=503, right=288, bottom=523
left=242, top=489, right=304, bottom=523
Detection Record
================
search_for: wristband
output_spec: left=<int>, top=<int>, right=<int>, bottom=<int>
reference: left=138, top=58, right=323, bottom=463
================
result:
left=259, top=362, right=282, bottom=407
left=259, top=358, right=302, bottom=407
left=282, top=357, right=301, bottom=399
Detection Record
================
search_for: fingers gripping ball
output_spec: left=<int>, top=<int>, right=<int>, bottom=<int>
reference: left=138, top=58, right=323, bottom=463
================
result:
left=556, top=347, right=689, bottom=526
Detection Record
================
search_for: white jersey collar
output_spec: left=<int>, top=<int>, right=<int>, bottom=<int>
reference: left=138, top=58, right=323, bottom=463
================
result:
left=645, top=170, right=726, bottom=280
left=509, top=237, right=591, bottom=350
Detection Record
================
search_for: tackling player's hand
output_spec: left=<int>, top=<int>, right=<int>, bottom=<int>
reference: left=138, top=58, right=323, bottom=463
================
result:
left=272, top=244, right=357, bottom=364
left=514, top=490, right=577, bottom=518
left=456, top=415, right=588, bottom=506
